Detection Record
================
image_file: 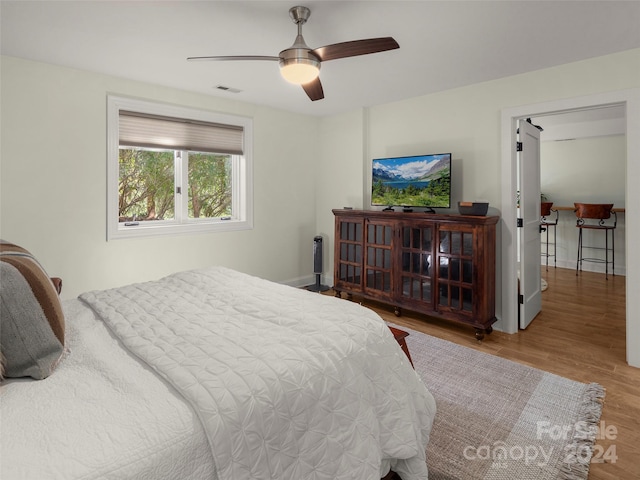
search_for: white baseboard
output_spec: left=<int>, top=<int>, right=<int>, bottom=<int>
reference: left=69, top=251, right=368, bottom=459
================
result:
left=283, top=273, right=333, bottom=289
left=541, top=259, right=626, bottom=276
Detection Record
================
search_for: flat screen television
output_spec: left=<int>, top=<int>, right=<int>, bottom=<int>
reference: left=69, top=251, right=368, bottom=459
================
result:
left=371, top=153, right=451, bottom=211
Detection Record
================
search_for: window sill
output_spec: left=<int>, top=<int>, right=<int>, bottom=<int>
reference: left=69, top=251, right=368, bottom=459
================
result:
left=108, top=218, right=253, bottom=240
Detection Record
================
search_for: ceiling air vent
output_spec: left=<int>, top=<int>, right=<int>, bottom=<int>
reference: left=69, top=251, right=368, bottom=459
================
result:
left=214, top=85, right=242, bottom=93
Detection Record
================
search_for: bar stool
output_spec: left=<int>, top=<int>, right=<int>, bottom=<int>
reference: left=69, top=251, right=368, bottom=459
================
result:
left=575, top=203, right=617, bottom=279
left=540, top=201, right=558, bottom=271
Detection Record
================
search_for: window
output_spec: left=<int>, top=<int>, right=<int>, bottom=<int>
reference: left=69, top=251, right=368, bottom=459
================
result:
left=107, top=95, right=253, bottom=239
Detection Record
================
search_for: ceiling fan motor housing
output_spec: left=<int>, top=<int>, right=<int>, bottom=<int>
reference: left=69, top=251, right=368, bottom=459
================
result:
left=279, top=47, right=320, bottom=69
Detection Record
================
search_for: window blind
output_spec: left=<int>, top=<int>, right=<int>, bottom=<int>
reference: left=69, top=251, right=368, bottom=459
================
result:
left=119, top=110, right=244, bottom=155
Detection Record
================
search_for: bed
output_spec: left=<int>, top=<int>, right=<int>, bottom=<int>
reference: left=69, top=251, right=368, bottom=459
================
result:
left=1, top=242, right=436, bottom=480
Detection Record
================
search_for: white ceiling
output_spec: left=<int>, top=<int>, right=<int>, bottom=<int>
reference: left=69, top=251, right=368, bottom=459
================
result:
left=1, top=1, right=639, bottom=117
left=532, top=104, right=627, bottom=141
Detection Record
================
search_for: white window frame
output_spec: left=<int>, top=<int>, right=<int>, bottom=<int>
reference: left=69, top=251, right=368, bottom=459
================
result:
left=107, top=95, right=253, bottom=240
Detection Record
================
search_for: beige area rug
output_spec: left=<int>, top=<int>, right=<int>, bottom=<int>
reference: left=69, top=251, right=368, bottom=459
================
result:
left=391, top=324, right=605, bottom=480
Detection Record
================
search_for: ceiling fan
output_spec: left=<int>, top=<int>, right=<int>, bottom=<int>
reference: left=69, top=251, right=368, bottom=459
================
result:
left=187, top=5, right=399, bottom=101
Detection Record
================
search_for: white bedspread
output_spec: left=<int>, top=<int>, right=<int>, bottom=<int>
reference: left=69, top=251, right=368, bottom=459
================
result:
left=1, top=299, right=215, bottom=480
left=79, top=266, right=436, bottom=480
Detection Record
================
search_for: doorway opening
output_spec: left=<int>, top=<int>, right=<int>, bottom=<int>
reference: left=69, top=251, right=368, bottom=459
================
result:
left=532, top=105, right=626, bottom=274
left=500, top=89, right=640, bottom=367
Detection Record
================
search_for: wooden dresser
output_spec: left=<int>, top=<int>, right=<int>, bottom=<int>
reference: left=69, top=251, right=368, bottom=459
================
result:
left=333, top=209, right=499, bottom=339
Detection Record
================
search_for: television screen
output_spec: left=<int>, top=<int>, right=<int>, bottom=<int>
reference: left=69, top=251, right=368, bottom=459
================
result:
left=371, top=153, right=451, bottom=209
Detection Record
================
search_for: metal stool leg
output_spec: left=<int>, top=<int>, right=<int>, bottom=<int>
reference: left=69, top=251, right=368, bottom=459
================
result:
left=605, top=228, right=609, bottom=280
left=612, top=228, right=615, bottom=276
left=541, top=222, right=557, bottom=271
left=545, top=225, right=551, bottom=272
left=544, top=226, right=549, bottom=271
left=576, top=228, right=582, bottom=275
left=552, top=224, right=557, bottom=268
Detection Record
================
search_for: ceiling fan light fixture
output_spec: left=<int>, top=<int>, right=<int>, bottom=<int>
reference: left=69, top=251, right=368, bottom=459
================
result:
left=280, top=60, right=319, bottom=84
left=279, top=49, right=320, bottom=84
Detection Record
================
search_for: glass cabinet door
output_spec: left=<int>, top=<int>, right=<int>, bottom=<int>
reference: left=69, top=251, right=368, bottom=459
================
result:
left=363, top=219, right=394, bottom=298
left=336, top=218, right=363, bottom=289
left=399, top=223, right=434, bottom=306
left=437, top=226, right=474, bottom=314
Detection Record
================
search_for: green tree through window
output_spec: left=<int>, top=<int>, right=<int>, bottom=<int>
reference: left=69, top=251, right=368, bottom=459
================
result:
left=119, top=149, right=175, bottom=221
left=188, top=153, right=232, bottom=218
left=118, top=148, right=232, bottom=222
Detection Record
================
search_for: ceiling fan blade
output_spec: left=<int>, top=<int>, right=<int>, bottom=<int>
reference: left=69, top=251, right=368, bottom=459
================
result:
left=187, top=55, right=280, bottom=62
left=312, top=37, right=399, bottom=62
left=302, top=77, right=324, bottom=101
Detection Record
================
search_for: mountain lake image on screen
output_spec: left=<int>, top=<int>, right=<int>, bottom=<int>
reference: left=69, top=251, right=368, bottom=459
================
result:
left=371, top=153, right=451, bottom=209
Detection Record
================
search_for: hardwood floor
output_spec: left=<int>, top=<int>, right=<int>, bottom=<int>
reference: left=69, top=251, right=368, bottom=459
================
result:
left=347, top=267, right=639, bottom=480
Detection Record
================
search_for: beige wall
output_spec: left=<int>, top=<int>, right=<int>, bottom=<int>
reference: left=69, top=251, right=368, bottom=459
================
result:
left=0, top=56, right=320, bottom=297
